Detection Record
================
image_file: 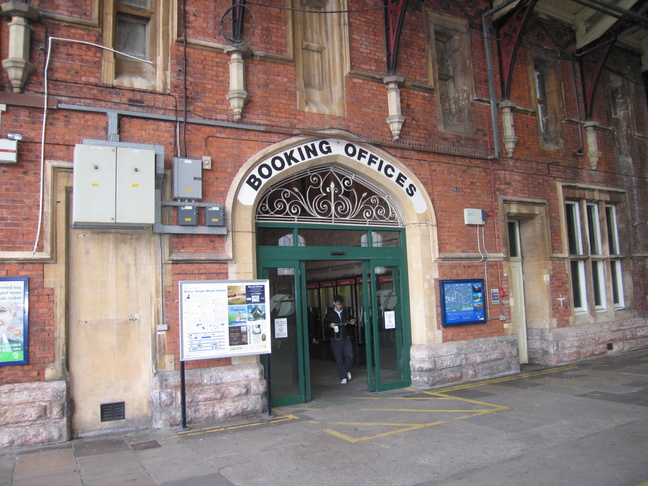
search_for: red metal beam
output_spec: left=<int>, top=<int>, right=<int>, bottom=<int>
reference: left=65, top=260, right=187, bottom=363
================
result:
left=385, top=0, right=409, bottom=75
left=495, top=0, right=540, bottom=100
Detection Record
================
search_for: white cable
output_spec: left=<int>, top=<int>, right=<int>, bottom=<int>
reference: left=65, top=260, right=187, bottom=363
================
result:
left=33, top=37, right=152, bottom=254
left=477, top=225, right=484, bottom=262
left=480, top=225, right=490, bottom=261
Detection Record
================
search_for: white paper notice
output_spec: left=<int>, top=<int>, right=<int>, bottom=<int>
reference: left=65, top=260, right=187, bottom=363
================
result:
left=275, top=318, right=288, bottom=338
left=384, top=310, right=396, bottom=329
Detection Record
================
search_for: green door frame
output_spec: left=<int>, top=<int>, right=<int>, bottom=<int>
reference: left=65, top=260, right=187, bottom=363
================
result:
left=363, top=259, right=410, bottom=391
left=257, top=224, right=411, bottom=405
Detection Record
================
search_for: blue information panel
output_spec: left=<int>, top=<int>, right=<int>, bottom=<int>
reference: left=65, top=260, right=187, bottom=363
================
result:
left=440, top=279, right=486, bottom=327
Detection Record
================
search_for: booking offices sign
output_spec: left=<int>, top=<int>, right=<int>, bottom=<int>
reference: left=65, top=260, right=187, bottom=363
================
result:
left=179, top=280, right=271, bottom=361
left=237, top=138, right=427, bottom=214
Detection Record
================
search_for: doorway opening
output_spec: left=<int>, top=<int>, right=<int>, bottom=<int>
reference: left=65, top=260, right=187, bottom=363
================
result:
left=258, top=227, right=410, bottom=407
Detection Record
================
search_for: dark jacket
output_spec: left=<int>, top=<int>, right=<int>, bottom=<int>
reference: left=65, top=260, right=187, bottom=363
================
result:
left=324, top=307, right=355, bottom=340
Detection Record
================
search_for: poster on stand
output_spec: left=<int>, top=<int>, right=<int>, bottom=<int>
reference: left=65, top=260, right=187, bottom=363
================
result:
left=0, top=277, right=28, bottom=366
left=179, top=280, right=271, bottom=361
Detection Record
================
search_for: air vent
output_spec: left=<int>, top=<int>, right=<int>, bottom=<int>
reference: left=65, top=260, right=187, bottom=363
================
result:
left=100, top=401, right=125, bottom=422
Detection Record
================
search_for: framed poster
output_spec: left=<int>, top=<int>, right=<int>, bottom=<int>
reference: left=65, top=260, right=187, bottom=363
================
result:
left=440, top=279, right=487, bottom=327
left=0, top=277, right=28, bottom=366
left=179, top=280, right=271, bottom=361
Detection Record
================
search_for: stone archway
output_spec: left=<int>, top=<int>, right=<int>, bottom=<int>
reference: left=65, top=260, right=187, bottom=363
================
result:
left=225, top=135, right=441, bottom=382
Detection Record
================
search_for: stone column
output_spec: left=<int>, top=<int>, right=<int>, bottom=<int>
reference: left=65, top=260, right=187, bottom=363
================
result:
left=225, top=45, right=251, bottom=121
left=500, top=100, right=518, bottom=158
left=384, top=75, right=405, bottom=141
left=1, top=2, right=39, bottom=93
left=584, top=121, right=601, bottom=169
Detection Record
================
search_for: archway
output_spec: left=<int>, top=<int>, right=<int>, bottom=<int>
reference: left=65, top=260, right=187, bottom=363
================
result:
left=225, top=135, right=439, bottom=396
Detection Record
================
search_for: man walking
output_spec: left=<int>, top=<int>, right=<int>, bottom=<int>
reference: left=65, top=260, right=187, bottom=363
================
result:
left=324, top=295, right=356, bottom=384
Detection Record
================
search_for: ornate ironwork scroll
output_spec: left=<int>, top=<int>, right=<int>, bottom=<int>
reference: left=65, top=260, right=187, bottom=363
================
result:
left=256, top=165, right=403, bottom=227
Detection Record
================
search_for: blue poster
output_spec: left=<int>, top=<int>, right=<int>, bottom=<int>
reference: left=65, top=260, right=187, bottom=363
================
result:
left=440, top=279, right=486, bottom=327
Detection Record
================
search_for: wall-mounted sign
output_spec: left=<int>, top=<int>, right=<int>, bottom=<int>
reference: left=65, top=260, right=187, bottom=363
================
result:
left=0, top=277, right=28, bottom=366
left=440, top=279, right=487, bottom=327
left=179, top=280, right=271, bottom=361
left=237, top=138, right=427, bottom=213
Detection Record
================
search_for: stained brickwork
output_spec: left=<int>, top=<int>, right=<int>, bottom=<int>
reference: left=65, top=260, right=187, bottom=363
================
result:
left=0, top=0, right=646, bottom=445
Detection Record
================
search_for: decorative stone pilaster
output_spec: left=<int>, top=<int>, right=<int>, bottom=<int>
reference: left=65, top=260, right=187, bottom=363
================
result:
left=1, top=2, right=39, bottom=93
left=584, top=121, right=601, bottom=169
left=383, top=75, right=405, bottom=141
left=225, top=45, right=251, bottom=121
left=500, top=100, right=518, bottom=158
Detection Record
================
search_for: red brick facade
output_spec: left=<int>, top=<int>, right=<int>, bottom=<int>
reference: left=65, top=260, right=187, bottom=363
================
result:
left=0, top=0, right=646, bottom=446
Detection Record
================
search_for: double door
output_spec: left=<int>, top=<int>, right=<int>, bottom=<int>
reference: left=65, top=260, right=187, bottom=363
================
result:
left=259, top=253, right=410, bottom=406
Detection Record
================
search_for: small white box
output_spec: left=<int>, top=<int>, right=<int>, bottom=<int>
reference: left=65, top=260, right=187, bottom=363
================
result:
left=464, top=208, right=486, bottom=225
left=0, top=139, right=18, bottom=163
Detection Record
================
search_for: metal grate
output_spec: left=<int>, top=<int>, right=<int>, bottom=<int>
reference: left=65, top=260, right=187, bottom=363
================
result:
left=100, top=401, right=125, bottom=422
left=256, top=164, right=403, bottom=226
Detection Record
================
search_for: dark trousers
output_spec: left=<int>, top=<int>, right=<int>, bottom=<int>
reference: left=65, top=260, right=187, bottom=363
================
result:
left=330, top=336, right=353, bottom=379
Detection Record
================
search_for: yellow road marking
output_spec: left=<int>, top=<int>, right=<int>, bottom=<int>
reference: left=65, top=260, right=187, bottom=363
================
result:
left=179, top=352, right=648, bottom=441
left=178, top=410, right=298, bottom=437
left=324, top=421, right=447, bottom=442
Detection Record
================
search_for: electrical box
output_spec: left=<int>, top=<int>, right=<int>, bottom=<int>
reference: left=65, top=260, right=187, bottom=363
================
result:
left=205, top=206, right=224, bottom=227
left=464, top=208, right=486, bottom=225
left=73, top=144, right=155, bottom=225
left=0, top=139, right=18, bottom=163
left=178, top=205, right=197, bottom=226
left=173, top=157, right=202, bottom=199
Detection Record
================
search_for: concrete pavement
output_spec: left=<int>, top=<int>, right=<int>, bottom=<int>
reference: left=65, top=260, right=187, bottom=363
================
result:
left=2, top=347, right=647, bottom=485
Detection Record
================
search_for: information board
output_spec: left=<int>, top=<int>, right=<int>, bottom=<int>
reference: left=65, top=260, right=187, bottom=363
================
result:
left=179, top=280, right=271, bottom=361
left=0, top=277, right=28, bottom=366
left=440, top=279, right=487, bottom=327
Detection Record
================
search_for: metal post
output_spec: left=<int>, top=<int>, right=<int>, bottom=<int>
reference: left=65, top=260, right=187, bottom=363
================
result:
left=266, top=356, right=272, bottom=418
left=179, top=360, right=191, bottom=431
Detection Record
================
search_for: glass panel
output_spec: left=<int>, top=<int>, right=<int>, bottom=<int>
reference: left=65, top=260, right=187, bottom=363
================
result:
left=570, top=260, right=584, bottom=309
left=566, top=202, right=582, bottom=255
left=375, top=267, right=405, bottom=384
left=611, top=260, right=624, bottom=307
left=267, top=268, right=302, bottom=402
left=508, top=221, right=519, bottom=258
left=306, top=285, right=322, bottom=343
left=606, top=205, right=620, bottom=255
left=119, top=0, right=150, bottom=7
left=587, top=203, right=602, bottom=255
left=362, top=230, right=400, bottom=248
left=592, top=260, right=605, bottom=308
left=257, top=227, right=297, bottom=246
left=534, top=60, right=548, bottom=134
left=299, top=228, right=366, bottom=247
left=116, top=14, right=148, bottom=58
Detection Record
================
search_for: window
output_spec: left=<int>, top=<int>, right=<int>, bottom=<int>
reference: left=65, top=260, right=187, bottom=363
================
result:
left=606, top=205, right=624, bottom=308
left=102, top=0, right=169, bottom=90
left=293, top=0, right=348, bottom=116
left=426, top=11, right=473, bottom=133
left=528, top=53, right=564, bottom=149
left=566, top=201, right=587, bottom=311
left=565, top=198, right=625, bottom=315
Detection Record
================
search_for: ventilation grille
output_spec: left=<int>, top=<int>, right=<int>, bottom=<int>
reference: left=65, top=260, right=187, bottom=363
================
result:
left=100, top=401, right=125, bottom=422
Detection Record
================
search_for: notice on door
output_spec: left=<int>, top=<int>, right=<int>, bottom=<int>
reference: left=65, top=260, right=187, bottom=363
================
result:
left=179, top=280, right=271, bottom=361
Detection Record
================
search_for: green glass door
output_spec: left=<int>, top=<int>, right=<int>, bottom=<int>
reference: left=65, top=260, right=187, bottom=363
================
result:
left=261, top=263, right=310, bottom=406
left=364, top=261, right=410, bottom=392
left=257, top=225, right=410, bottom=404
